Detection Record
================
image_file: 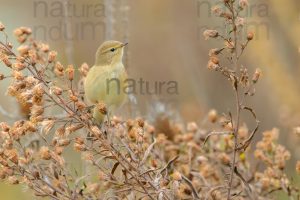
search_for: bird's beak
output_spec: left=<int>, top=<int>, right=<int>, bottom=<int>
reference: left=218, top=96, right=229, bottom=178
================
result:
left=121, top=42, right=128, bottom=47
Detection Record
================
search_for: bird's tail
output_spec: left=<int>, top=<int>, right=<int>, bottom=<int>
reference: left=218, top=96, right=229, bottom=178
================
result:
left=93, top=108, right=105, bottom=124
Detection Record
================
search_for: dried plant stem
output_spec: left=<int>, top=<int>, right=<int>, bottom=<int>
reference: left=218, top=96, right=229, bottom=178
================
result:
left=227, top=88, right=241, bottom=200
left=227, top=2, right=241, bottom=198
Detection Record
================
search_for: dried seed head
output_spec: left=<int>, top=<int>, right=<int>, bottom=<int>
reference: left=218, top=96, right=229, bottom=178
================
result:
left=58, top=139, right=70, bottom=147
left=31, top=95, right=43, bottom=106
left=261, top=177, right=270, bottom=190
left=79, top=63, right=89, bottom=77
left=208, top=109, right=218, bottom=123
left=25, top=76, right=38, bottom=87
left=87, top=183, right=100, bottom=194
left=211, top=6, right=222, bottom=16
left=24, top=121, right=37, bottom=132
left=39, top=146, right=51, bottom=160
left=239, top=0, right=249, bottom=8
left=225, top=122, right=233, bottom=131
left=66, top=124, right=84, bottom=134
left=172, top=171, right=182, bottom=181
left=40, top=43, right=49, bottom=52
left=210, top=56, right=219, bottom=65
left=40, top=120, right=54, bottom=135
left=156, top=133, right=167, bottom=144
left=218, top=153, right=230, bottom=165
left=13, top=28, right=23, bottom=37
left=18, top=95, right=31, bottom=107
left=136, top=118, right=144, bottom=128
left=128, top=128, right=138, bottom=140
left=2, top=167, right=14, bottom=177
left=207, top=60, right=219, bottom=70
left=126, top=119, right=134, bottom=130
left=7, top=85, right=18, bottom=97
left=75, top=137, right=84, bottom=145
left=207, top=56, right=220, bottom=70
left=0, top=122, right=10, bottom=132
left=238, top=124, right=249, bottom=140
left=31, top=105, right=44, bottom=118
left=54, top=62, right=64, bottom=77
left=6, top=149, right=19, bottom=164
left=247, top=32, right=254, bottom=40
left=239, top=67, right=249, bottom=87
left=146, top=125, right=155, bottom=135
left=225, top=40, right=234, bottom=49
left=48, top=51, right=57, bottom=63
left=66, top=65, right=75, bottom=81
left=187, top=122, right=198, bottom=132
left=74, top=143, right=85, bottom=152
left=50, top=86, right=63, bottom=96
left=220, top=12, right=233, bottom=19
left=182, top=133, right=194, bottom=142
left=17, top=35, right=26, bottom=43
left=20, top=27, right=32, bottom=35
left=82, top=152, right=94, bottom=162
left=16, top=56, right=25, bottom=63
left=151, top=159, right=158, bottom=168
left=252, top=68, right=262, bottom=83
left=196, top=156, right=208, bottom=165
left=208, top=48, right=221, bottom=56
left=12, top=62, right=26, bottom=71
left=90, top=126, right=102, bottom=137
left=75, top=101, right=86, bottom=111
left=17, top=45, right=29, bottom=56
left=7, top=42, right=13, bottom=49
left=8, top=176, right=19, bottom=184
left=55, top=127, right=65, bottom=137
left=69, top=93, right=78, bottom=102
left=32, top=84, right=44, bottom=97
left=236, top=17, right=245, bottom=27
left=97, top=102, right=107, bottom=115
left=1, top=56, right=12, bottom=67
left=12, top=70, right=24, bottom=80
left=203, top=30, right=218, bottom=40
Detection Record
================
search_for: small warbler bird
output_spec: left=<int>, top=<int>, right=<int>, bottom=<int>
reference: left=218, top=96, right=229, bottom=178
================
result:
left=84, top=40, right=128, bottom=124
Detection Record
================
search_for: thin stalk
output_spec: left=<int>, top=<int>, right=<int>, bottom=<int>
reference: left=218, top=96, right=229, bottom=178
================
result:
left=227, top=1, right=241, bottom=199
left=227, top=88, right=241, bottom=199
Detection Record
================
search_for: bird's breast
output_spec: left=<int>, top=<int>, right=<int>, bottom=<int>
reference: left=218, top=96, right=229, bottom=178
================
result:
left=84, top=64, right=128, bottom=108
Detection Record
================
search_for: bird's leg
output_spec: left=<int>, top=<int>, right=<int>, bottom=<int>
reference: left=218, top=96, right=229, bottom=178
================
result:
left=99, top=121, right=104, bottom=128
left=106, top=107, right=111, bottom=127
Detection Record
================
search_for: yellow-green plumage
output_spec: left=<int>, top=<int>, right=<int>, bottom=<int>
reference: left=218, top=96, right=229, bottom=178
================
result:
left=84, top=40, right=128, bottom=123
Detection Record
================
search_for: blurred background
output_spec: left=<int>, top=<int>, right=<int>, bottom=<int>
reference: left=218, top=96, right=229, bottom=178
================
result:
left=0, top=0, right=300, bottom=199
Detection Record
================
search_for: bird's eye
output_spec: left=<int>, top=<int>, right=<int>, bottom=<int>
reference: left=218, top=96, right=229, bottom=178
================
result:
left=110, top=48, right=115, bottom=52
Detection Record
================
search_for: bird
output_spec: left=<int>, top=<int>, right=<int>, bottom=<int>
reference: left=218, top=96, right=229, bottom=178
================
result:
left=84, top=40, right=128, bottom=124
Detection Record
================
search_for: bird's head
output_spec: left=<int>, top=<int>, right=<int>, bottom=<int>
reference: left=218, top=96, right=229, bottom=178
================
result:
left=95, top=40, right=128, bottom=66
